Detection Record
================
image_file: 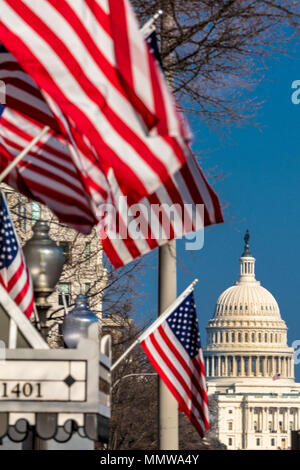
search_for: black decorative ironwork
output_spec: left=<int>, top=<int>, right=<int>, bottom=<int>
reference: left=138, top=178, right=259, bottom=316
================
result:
left=0, top=413, right=109, bottom=443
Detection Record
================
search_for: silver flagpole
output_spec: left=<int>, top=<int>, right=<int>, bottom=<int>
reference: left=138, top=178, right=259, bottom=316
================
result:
left=158, top=241, right=178, bottom=450
left=0, top=125, right=50, bottom=183
left=140, top=8, right=180, bottom=450
left=158, top=3, right=179, bottom=450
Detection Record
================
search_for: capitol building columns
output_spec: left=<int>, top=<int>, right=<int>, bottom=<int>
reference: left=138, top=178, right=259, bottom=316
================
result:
left=205, top=352, right=294, bottom=380
left=203, top=231, right=300, bottom=450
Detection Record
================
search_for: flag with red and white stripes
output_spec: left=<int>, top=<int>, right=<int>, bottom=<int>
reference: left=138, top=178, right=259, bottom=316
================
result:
left=140, top=289, right=209, bottom=437
left=0, top=192, right=34, bottom=317
left=0, top=104, right=223, bottom=268
left=100, top=26, right=222, bottom=267
left=101, top=154, right=223, bottom=268
left=0, top=44, right=59, bottom=131
left=272, top=373, right=281, bottom=381
left=0, top=42, right=112, bottom=228
left=0, top=0, right=191, bottom=203
left=0, top=1, right=223, bottom=269
left=0, top=39, right=223, bottom=268
left=0, top=106, right=98, bottom=234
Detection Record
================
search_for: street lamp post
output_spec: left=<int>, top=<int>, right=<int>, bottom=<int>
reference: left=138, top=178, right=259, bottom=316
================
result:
left=23, top=220, right=64, bottom=340
left=22, top=220, right=64, bottom=450
left=62, top=294, right=99, bottom=349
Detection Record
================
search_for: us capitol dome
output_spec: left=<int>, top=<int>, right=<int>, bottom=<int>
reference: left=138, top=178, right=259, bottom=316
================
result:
left=203, top=231, right=300, bottom=450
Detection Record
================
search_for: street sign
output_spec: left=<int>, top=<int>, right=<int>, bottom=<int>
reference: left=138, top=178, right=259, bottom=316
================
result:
left=0, top=287, right=112, bottom=443
left=0, top=324, right=100, bottom=414
left=0, top=327, right=112, bottom=443
left=0, top=359, right=87, bottom=402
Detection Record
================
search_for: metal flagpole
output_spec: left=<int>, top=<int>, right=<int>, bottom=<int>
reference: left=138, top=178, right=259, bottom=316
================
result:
left=0, top=125, right=50, bottom=183
left=139, top=9, right=179, bottom=447
left=158, top=2, right=178, bottom=450
left=110, top=279, right=198, bottom=372
left=158, top=241, right=178, bottom=450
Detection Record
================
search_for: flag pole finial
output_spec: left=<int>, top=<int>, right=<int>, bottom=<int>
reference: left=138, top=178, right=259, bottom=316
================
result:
left=140, top=10, right=163, bottom=36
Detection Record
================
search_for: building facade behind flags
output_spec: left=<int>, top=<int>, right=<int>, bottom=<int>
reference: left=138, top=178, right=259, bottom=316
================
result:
left=203, top=232, right=300, bottom=450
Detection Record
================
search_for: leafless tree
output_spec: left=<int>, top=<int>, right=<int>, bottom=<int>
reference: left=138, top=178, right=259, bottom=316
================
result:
left=133, top=0, right=300, bottom=127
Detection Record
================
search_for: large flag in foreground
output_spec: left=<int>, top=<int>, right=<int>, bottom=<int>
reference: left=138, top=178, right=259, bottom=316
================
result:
left=140, top=289, right=209, bottom=437
left=0, top=42, right=111, bottom=226
left=0, top=0, right=191, bottom=203
left=0, top=103, right=223, bottom=268
left=0, top=193, right=34, bottom=318
left=0, top=40, right=223, bottom=268
left=0, top=0, right=224, bottom=268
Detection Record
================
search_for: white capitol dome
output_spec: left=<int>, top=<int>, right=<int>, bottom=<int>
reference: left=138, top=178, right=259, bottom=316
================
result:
left=203, top=231, right=294, bottom=382
left=215, top=283, right=280, bottom=318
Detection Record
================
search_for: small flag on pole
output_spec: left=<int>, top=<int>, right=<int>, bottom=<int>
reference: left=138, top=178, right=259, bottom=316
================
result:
left=140, top=289, right=209, bottom=437
left=0, top=193, right=34, bottom=318
left=272, top=373, right=281, bottom=381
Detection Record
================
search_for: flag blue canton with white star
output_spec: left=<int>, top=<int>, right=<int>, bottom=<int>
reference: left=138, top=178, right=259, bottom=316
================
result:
left=141, top=287, right=209, bottom=437
left=146, top=31, right=163, bottom=68
left=167, top=291, right=201, bottom=359
left=0, top=196, right=19, bottom=268
left=0, top=194, right=34, bottom=318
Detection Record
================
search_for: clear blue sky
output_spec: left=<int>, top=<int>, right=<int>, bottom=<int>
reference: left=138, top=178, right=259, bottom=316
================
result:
left=132, top=41, right=300, bottom=381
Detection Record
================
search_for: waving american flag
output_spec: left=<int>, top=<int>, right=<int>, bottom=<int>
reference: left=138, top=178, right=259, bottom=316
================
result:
left=140, top=289, right=209, bottom=437
left=0, top=2, right=223, bottom=269
left=0, top=193, right=34, bottom=318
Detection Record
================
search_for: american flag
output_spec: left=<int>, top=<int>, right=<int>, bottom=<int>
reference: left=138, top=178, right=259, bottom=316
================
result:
left=145, top=31, right=163, bottom=68
left=140, top=290, right=209, bottom=437
left=0, top=44, right=59, bottom=131
left=0, top=0, right=191, bottom=204
left=102, top=155, right=223, bottom=268
left=272, top=373, right=281, bottom=381
left=0, top=106, right=98, bottom=234
left=0, top=42, right=104, bottom=233
left=0, top=3, right=223, bottom=268
left=0, top=193, right=34, bottom=318
left=0, top=41, right=112, bottom=215
left=99, top=27, right=223, bottom=266
left=0, top=38, right=223, bottom=268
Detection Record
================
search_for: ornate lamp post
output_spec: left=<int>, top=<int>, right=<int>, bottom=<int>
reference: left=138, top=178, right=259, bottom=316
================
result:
left=62, top=294, right=99, bottom=349
left=16, top=221, right=103, bottom=451
left=23, top=220, right=64, bottom=340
